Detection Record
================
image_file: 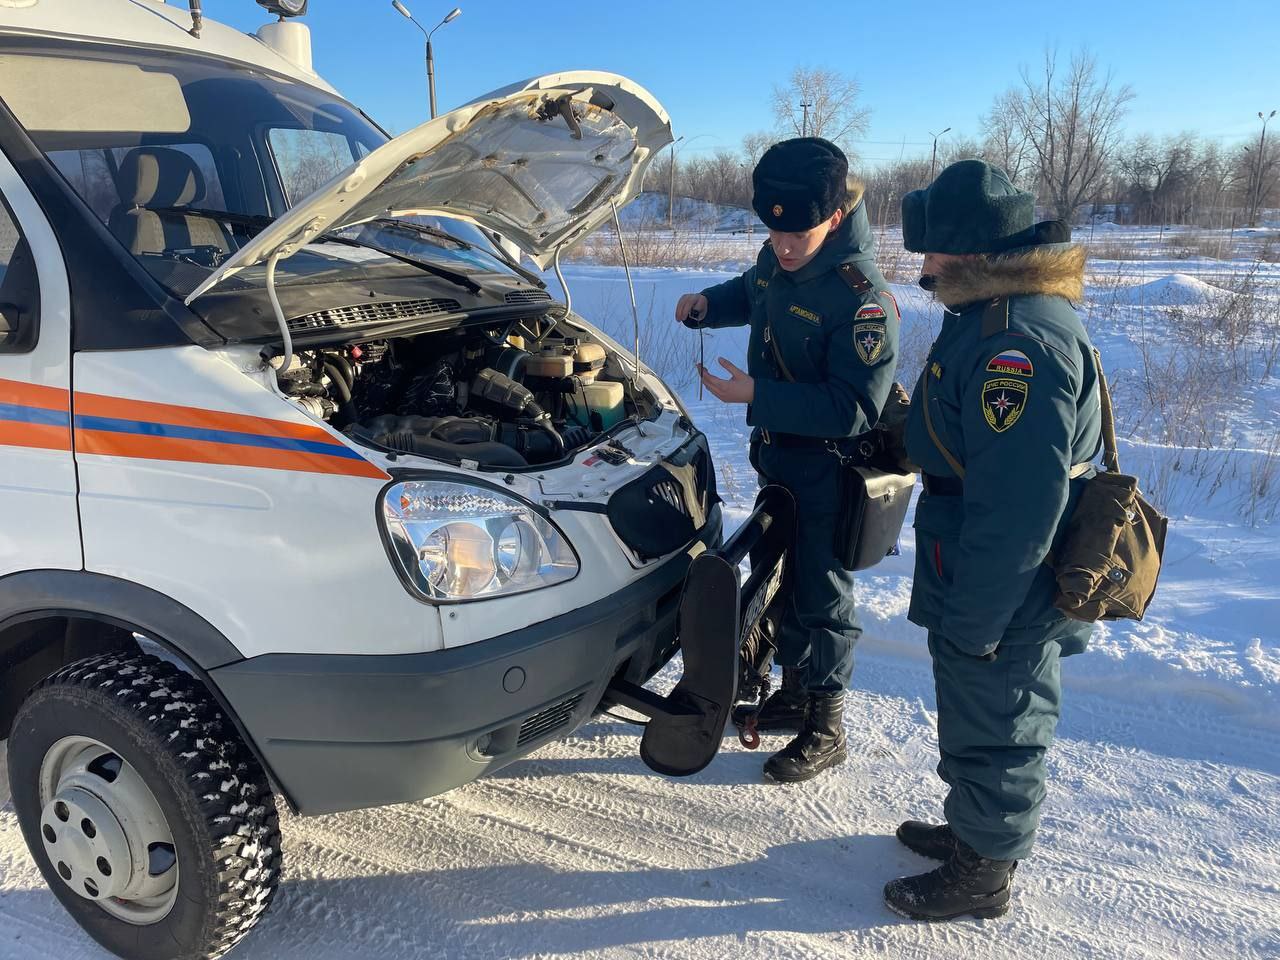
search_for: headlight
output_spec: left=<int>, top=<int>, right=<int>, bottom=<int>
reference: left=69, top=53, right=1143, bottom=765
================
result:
left=381, top=480, right=578, bottom=601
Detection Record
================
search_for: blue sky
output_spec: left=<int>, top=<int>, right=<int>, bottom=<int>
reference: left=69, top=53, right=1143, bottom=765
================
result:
left=215, top=0, right=1279, bottom=166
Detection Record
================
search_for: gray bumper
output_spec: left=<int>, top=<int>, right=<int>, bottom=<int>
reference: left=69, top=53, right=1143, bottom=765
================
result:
left=209, top=505, right=722, bottom=816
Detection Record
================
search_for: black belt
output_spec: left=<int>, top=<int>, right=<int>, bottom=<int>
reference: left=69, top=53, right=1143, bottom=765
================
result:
left=922, top=473, right=964, bottom=496
left=759, top=430, right=835, bottom=449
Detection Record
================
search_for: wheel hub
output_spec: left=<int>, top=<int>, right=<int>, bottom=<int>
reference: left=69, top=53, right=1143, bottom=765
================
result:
left=38, top=736, right=180, bottom=925
left=40, top=786, right=131, bottom=901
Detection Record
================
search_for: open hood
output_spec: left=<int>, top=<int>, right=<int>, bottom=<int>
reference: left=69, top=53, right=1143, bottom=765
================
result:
left=186, top=71, right=672, bottom=304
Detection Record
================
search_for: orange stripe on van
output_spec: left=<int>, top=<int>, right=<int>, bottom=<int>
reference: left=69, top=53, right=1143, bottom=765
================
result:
left=75, top=391, right=347, bottom=446
left=75, top=430, right=389, bottom=480
left=0, top=420, right=72, bottom=451
left=0, top=378, right=70, bottom=411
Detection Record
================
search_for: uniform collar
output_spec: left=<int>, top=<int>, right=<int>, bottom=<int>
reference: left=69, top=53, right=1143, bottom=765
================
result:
left=767, top=195, right=876, bottom=285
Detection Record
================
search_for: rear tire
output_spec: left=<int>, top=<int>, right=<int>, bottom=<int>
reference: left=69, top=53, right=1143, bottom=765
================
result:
left=8, top=653, right=281, bottom=960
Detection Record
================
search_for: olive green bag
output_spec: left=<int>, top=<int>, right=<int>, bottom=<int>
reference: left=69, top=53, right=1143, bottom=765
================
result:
left=922, top=348, right=1166, bottom=622
left=1050, top=350, right=1167, bottom=622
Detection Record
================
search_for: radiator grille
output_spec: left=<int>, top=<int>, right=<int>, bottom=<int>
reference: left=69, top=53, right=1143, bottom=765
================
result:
left=504, top=289, right=553, bottom=305
left=288, top=297, right=462, bottom=331
left=516, top=693, right=585, bottom=747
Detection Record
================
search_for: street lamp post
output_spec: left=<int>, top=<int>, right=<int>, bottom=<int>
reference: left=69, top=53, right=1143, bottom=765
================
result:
left=392, top=2, right=461, bottom=119
left=929, top=127, right=951, bottom=181
left=800, top=101, right=812, bottom=137
left=1250, top=109, right=1276, bottom=227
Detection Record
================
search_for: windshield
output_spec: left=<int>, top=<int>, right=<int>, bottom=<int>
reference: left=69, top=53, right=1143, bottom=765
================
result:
left=2, top=40, right=509, bottom=295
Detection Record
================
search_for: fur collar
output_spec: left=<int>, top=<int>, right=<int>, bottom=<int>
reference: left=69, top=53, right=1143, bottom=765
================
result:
left=843, top=177, right=865, bottom=214
left=933, top=244, right=1086, bottom=307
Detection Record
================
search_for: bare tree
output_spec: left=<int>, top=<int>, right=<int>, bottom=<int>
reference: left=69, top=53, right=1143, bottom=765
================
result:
left=771, top=67, right=870, bottom=157
left=1004, top=48, right=1134, bottom=221
left=980, top=90, right=1034, bottom=184
left=741, top=130, right=773, bottom=169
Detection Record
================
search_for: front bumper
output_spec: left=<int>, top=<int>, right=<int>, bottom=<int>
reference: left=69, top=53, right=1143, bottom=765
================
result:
left=209, top=504, right=723, bottom=816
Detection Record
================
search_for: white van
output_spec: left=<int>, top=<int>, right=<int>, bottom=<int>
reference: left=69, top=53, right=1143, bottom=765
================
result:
left=0, top=2, right=791, bottom=958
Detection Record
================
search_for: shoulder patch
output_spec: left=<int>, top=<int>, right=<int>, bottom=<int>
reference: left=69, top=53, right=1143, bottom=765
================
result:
left=982, top=378, right=1028, bottom=432
left=854, top=322, right=886, bottom=364
left=855, top=303, right=887, bottom=322
left=788, top=303, right=822, bottom=324
left=986, top=349, right=1035, bottom=377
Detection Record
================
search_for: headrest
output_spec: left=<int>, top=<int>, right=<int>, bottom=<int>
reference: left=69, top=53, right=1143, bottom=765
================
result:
left=118, top=147, right=205, bottom=209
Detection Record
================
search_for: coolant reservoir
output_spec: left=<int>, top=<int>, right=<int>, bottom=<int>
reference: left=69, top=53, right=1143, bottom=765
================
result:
left=573, top=343, right=607, bottom=383
left=569, top=380, right=625, bottom=431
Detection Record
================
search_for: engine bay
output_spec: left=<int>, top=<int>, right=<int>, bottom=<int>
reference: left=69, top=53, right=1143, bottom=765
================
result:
left=276, top=316, right=657, bottom=469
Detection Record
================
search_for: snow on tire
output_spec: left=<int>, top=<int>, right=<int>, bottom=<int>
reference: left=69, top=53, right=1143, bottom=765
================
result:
left=7, top=653, right=282, bottom=960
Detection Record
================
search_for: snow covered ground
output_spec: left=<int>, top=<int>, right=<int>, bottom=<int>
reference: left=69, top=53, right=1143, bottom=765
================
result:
left=1, top=227, right=1278, bottom=959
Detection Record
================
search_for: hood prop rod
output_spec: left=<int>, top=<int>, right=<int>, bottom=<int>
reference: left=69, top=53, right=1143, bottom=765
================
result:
left=535, top=244, right=572, bottom=349
left=610, top=199, right=647, bottom=434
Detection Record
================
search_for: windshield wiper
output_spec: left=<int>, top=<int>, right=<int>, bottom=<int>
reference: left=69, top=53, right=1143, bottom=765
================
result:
left=315, top=233, right=481, bottom=294
left=364, top=217, right=547, bottom=290
left=366, top=217, right=471, bottom=249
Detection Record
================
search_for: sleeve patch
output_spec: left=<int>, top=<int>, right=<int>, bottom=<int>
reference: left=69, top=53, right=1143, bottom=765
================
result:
left=986, top=349, right=1035, bottom=377
left=854, top=322, right=886, bottom=364
left=982, top=378, right=1028, bottom=432
left=855, top=303, right=887, bottom=321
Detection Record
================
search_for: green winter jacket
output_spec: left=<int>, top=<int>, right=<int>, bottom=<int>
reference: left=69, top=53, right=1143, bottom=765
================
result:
left=904, top=245, right=1102, bottom=656
left=692, top=187, right=899, bottom=440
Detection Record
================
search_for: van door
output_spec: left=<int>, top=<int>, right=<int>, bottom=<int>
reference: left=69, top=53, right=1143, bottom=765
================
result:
left=0, top=147, right=80, bottom=575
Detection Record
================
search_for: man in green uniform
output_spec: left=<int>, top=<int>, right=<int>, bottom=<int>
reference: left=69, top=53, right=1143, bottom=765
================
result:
left=675, top=137, right=899, bottom=783
left=883, top=159, right=1102, bottom=920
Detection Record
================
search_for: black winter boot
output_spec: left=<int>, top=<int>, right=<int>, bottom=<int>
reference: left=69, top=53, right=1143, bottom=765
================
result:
left=883, top=838, right=1015, bottom=921
left=762, top=692, right=847, bottom=783
left=733, top=667, right=806, bottom=733
left=896, top=820, right=957, bottom=861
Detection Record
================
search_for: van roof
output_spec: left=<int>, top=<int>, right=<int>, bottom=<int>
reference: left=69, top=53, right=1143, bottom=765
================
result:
left=0, top=0, right=339, bottom=96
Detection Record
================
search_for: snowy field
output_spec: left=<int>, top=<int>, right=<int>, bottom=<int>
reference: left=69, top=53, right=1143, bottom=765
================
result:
left=2, top=226, right=1278, bottom=959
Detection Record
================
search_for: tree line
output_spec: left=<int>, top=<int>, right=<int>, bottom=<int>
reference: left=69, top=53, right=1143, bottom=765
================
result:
left=651, top=52, right=1278, bottom=230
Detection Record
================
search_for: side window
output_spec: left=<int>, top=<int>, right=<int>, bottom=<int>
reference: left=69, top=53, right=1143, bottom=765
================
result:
left=268, top=128, right=356, bottom=206
left=0, top=193, right=39, bottom=353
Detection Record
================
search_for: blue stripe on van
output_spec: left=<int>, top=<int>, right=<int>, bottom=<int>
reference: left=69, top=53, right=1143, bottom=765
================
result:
left=72, top=414, right=367, bottom=461
left=0, top=401, right=72, bottom=426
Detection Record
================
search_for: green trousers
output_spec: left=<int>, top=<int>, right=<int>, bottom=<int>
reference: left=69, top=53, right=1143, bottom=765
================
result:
left=928, top=632, right=1064, bottom=861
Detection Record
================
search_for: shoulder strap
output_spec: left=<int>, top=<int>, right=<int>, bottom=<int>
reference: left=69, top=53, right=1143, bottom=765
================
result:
left=920, top=371, right=966, bottom=479
left=1092, top=348, right=1120, bottom=473
left=980, top=298, right=1009, bottom=338
left=837, top=261, right=873, bottom=295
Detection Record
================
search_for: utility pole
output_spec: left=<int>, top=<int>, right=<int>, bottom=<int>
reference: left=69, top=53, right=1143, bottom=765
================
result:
left=929, top=127, right=951, bottom=181
left=800, top=101, right=811, bottom=137
left=668, top=136, right=683, bottom=231
left=1250, top=110, right=1276, bottom=227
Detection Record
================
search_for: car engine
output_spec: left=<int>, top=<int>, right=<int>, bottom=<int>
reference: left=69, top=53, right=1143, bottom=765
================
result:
left=276, top=323, right=637, bottom=468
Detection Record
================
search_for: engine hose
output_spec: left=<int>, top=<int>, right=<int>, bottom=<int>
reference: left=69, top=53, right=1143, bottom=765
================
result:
left=541, top=419, right=566, bottom=457
left=322, top=361, right=358, bottom=425
left=325, top=353, right=355, bottom=390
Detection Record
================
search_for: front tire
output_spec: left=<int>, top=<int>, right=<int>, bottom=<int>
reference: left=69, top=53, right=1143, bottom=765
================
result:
left=8, top=653, right=281, bottom=960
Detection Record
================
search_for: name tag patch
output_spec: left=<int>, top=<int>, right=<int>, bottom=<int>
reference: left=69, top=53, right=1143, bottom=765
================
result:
left=788, top=303, right=822, bottom=324
left=986, top=349, right=1034, bottom=377
left=854, top=322, right=886, bottom=364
